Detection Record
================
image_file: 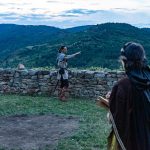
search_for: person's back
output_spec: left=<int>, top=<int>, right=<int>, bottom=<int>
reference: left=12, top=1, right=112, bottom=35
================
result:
left=108, top=42, right=150, bottom=150
left=109, top=77, right=150, bottom=150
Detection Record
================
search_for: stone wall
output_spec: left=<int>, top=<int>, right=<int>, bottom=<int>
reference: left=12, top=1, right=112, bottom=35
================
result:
left=0, top=68, right=125, bottom=98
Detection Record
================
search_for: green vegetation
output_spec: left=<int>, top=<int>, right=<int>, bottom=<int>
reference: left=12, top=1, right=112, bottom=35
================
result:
left=0, top=94, right=110, bottom=150
left=1, top=23, right=149, bottom=69
left=0, top=24, right=64, bottom=59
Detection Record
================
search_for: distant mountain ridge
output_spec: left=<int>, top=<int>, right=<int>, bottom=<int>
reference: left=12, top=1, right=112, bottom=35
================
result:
left=66, top=25, right=93, bottom=33
left=0, top=23, right=150, bottom=69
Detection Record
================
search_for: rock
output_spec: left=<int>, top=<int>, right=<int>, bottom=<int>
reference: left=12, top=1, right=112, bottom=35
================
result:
left=77, top=71, right=85, bottom=78
left=43, top=75, right=50, bottom=79
left=94, top=72, right=106, bottom=78
left=31, top=76, right=38, bottom=80
left=27, top=88, right=40, bottom=95
left=40, top=86, right=49, bottom=92
left=41, top=70, right=50, bottom=75
left=0, top=68, right=4, bottom=73
left=17, top=64, right=26, bottom=70
left=20, top=70, right=28, bottom=76
left=28, top=69, right=38, bottom=76
left=14, top=72, right=20, bottom=78
left=0, top=82, right=7, bottom=85
left=39, top=82, right=47, bottom=86
left=84, top=71, right=94, bottom=79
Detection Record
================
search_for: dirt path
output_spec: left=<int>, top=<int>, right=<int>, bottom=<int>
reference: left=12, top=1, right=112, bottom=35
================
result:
left=0, top=114, right=79, bottom=150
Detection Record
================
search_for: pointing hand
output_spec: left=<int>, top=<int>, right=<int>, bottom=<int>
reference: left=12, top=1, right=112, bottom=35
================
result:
left=76, top=51, right=81, bottom=55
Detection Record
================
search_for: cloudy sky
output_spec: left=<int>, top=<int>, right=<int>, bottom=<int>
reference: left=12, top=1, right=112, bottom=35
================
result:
left=0, top=0, right=150, bottom=28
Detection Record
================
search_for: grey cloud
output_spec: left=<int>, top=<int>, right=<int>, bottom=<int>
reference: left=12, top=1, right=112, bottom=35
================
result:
left=0, top=13, right=52, bottom=21
left=3, top=11, right=63, bottom=20
left=58, top=14, right=79, bottom=17
left=64, top=9, right=99, bottom=15
left=144, top=5, right=150, bottom=8
left=0, top=8, right=150, bottom=29
left=0, top=14, right=10, bottom=17
left=0, top=13, right=18, bottom=17
left=0, top=2, right=6, bottom=6
left=19, top=14, right=56, bottom=21
left=55, top=9, right=100, bottom=18
left=0, top=13, right=21, bottom=21
left=2, top=16, right=18, bottom=20
left=113, top=8, right=137, bottom=11
left=31, top=8, right=46, bottom=11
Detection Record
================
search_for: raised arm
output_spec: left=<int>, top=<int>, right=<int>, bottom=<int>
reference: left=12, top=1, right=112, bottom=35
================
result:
left=65, top=51, right=81, bottom=59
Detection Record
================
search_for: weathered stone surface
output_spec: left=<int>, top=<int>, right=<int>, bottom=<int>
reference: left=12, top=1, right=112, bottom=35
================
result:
left=31, top=75, right=38, bottom=80
left=14, top=72, right=20, bottom=78
left=0, top=82, right=7, bottom=85
left=77, top=71, right=85, bottom=78
left=84, top=71, right=94, bottom=79
left=28, top=69, right=38, bottom=76
left=0, top=68, right=125, bottom=98
left=94, top=72, right=106, bottom=78
left=19, top=70, right=29, bottom=76
left=43, top=75, right=50, bottom=79
left=41, top=70, right=50, bottom=75
left=40, top=86, right=49, bottom=92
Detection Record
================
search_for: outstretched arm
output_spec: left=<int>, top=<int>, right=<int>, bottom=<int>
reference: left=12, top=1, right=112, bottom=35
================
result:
left=65, top=51, right=81, bottom=59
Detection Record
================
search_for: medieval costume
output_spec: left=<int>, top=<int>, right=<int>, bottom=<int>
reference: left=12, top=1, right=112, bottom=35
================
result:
left=57, top=50, right=80, bottom=101
left=108, top=42, right=150, bottom=150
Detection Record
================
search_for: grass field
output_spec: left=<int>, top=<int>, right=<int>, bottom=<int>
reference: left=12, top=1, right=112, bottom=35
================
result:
left=0, top=94, right=110, bottom=150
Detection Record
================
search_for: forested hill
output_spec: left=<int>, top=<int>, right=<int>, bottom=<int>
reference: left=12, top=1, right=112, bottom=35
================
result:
left=0, top=24, right=66, bottom=58
left=0, top=23, right=150, bottom=69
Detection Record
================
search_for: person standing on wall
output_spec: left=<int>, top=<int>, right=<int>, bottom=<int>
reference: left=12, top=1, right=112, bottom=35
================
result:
left=56, top=46, right=81, bottom=101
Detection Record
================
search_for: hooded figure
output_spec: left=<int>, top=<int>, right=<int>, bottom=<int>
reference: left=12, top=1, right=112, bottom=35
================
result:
left=108, top=42, right=150, bottom=150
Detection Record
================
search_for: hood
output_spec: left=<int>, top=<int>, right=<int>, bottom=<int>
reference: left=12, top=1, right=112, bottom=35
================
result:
left=126, top=67, right=150, bottom=90
left=126, top=66, right=150, bottom=102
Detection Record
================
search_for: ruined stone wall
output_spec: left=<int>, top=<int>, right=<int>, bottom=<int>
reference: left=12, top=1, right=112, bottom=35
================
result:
left=0, top=68, right=125, bottom=98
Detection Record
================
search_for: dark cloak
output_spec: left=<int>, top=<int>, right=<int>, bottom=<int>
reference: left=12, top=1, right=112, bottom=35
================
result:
left=109, top=67, right=150, bottom=150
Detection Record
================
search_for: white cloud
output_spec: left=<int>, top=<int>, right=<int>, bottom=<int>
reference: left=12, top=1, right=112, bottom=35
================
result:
left=0, top=0, right=150, bottom=28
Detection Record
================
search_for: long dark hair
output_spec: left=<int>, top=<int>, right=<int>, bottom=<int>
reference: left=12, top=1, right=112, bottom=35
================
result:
left=120, top=42, right=147, bottom=71
left=59, top=46, right=66, bottom=53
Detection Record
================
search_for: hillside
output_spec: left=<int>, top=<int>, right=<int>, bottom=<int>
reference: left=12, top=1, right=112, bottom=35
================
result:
left=0, top=23, right=150, bottom=69
left=0, top=24, right=68, bottom=59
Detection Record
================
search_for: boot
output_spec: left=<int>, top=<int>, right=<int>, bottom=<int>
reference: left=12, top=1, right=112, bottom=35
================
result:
left=59, top=87, right=68, bottom=102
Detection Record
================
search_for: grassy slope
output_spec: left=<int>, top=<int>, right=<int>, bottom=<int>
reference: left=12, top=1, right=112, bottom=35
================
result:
left=0, top=95, right=110, bottom=150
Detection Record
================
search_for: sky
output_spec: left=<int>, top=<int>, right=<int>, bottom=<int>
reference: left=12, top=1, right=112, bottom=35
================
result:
left=0, top=0, right=150, bottom=28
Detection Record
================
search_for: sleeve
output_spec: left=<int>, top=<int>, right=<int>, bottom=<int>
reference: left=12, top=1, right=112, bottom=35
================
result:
left=109, top=83, right=126, bottom=113
left=109, top=83, right=127, bottom=138
left=65, top=54, right=76, bottom=59
left=58, top=53, right=65, bottom=62
left=115, top=85, right=126, bottom=117
left=109, top=84, right=118, bottom=107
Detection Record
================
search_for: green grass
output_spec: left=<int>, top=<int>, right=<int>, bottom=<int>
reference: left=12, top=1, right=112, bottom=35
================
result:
left=0, top=94, right=110, bottom=150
